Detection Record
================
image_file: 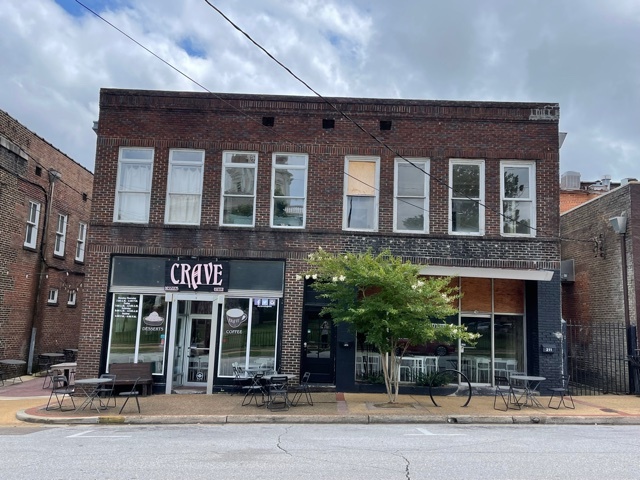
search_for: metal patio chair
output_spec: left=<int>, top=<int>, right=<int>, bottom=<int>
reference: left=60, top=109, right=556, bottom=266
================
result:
left=291, top=371, right=314, bottom=406
left=548, top=374, right=575, bottom=409
left=266, top=375, right=290, bottom=411
left=118, top=377, right=142, bottom=414
left=46, top=375, right=76, bottom=411
left=494, top=374, right=522, bottom=411
left=241, top=373, right=266, bottom=407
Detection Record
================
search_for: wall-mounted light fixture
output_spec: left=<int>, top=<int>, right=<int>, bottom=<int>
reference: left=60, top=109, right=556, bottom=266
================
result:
left=609, top=212, right=627, bottom=234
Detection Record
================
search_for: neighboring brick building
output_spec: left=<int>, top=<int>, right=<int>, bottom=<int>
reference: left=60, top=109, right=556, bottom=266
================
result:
left=561, top=181, right=640, bottom=393
left=79, top=89, right=563, bottom=393
left=0, top=109, right=93, bottom=376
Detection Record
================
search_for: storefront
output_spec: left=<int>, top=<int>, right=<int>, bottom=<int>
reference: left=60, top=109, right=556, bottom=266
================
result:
left=105, top=256, right=284, bottom=394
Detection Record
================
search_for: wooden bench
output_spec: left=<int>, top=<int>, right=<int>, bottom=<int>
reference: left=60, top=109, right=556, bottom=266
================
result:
left=108, top=362, right=153, bottom=396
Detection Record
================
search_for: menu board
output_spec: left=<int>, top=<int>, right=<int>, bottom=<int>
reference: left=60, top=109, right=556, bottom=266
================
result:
left=114, top=295, right=139, bottom=320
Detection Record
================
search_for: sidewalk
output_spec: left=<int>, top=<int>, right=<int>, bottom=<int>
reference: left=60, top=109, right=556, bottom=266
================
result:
left=3, top=376, right=640, bottom=426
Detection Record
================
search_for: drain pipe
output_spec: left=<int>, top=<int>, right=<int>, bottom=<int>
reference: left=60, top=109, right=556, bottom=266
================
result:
left=27, top=169, right=61, bottom=373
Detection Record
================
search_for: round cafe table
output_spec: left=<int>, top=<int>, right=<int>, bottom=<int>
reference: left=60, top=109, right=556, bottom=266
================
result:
left=0, top=359, right=26, bottom=384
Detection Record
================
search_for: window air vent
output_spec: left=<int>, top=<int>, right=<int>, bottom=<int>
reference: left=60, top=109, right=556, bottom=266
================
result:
left=35, top=166, right=42, bottom=176
left=322, top=119, right=335, bottom=129
left=380, top=120, right=392, bottom=131
left=262, top=116, right=275, bottom=127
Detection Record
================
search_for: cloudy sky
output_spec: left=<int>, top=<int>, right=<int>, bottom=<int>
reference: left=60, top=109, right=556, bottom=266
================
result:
left=1, top=0, right=638, bottom=181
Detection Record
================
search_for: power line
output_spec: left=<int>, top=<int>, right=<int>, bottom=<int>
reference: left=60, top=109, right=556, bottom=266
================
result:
left=202, top=0, right=588, bottom=244
left=74, top=0, right=589, bottom=245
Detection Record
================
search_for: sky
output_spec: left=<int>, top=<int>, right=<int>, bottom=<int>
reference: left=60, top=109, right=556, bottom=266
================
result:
left=1, top=0, right=638, bottom=180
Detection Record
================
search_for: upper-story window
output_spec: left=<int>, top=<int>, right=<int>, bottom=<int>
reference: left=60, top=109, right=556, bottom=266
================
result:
left=271, top=153, right=308, bottom=228
left=114, top=147, right=154, bottom=223
left=394, top=158, right=429, bottom=233
left=221, top=151, right=258, bottom=227
left=501, top=161, right=536, bottom=236
left=165, top=149, right=205, bottom=225
left=75, top=222, right=87, bottom=262
left=67, top=290, right=77, bottom=306
left=24, top=201, right=41, bottom=249
left=449, top=159, right=485, bottom=235
left=53, top=214, right=67, bottom=257
left=343, top=156, right=379, bottom=231
left=47, top=289, right=58, bottom=305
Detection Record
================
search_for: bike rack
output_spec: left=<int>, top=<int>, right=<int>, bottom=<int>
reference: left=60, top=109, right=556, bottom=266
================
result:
left=428, top=368, right=472, bottom=407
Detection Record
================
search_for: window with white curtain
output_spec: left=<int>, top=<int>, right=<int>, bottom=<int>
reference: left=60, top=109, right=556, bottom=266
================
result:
left=165, top=149, right=205, bottom=225
left=114, top=148, right=154, bottom=223
left=343, top=156, right=379, bottom=231
left=221, top=151, right=257, bottom=226
left=53, top=214, right=67, bottom=257
left=271, top=153, right=308, bottom=228
left=24, top=201, right=41, bottom=249
left=75, top=222, right=87, bottom=262
left=394, top=158, right=429, bottom=233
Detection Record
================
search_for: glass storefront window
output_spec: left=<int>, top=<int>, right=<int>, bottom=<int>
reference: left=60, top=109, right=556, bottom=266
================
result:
left=218, top=297, right=278, bottom=377
left=107, top=293, right=167, bottom=375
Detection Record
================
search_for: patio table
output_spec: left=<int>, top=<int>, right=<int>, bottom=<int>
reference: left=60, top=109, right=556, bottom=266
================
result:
left=510, top=374, right=546, bottom=408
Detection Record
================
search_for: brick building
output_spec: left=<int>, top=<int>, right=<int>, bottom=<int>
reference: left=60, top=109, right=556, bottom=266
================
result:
left=561, top=181, right=640, bottom=393
left=79, top=88, right=563, bottom=393
left=0, top=109, right=93, bottom=376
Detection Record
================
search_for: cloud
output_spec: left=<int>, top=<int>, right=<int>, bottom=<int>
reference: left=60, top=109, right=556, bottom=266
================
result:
left=0, top=0, right=638, bottom=182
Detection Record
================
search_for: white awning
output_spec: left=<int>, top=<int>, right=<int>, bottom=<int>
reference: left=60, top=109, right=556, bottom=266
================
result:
left=418, top=265, right=554, bottom=282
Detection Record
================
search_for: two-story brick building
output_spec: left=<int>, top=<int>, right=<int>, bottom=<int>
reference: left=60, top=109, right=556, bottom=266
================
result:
left=0, top=109, right=93, bottom=377
left=78, top=89, right=562, bottom=393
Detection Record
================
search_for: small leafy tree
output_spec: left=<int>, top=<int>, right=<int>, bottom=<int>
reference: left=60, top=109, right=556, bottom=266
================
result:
left=299, top=248, right=479, bottom=403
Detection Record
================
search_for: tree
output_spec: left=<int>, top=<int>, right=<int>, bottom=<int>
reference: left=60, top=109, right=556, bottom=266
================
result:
left=298, top=248, right=479, bottom=403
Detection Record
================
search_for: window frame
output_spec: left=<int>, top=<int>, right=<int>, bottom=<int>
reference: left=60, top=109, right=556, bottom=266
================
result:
left=113, top=147, right=155, bottom=224
left=270, top=153, right=308, bottom=229
left=220, top=151, right=258, bottom=227
left=448, top=159, right=485, bottom=236
left=164, top=149, right=205, bottom=225
left=342, top=155, right=380, bottom=232
left=393, top=157, right=430, bottom=233
left=500, top=160, right=536, bottom=237
left=47, top=289, right=58, bottom=305
left=67, top=290, right=77, bottom=306
left=53, top=213, right=67, bottom=257
left=24, top=201, right=41, bottom=249
left=75, top=222, right=87, bottom=262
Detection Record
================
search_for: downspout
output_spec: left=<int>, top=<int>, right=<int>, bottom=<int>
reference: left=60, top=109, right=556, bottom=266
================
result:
left=27, top=169, right=61, bottom=373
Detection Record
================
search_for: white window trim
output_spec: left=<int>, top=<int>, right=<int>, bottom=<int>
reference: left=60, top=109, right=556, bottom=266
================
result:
left=164, top=149, right=205, bottom=225
left=113, top=147, right=155, bottom=224
left=67, top=290, right=77, bottom=306
left=393, top=158, right=430, bottom=233
left=220, top=151, right=258, bottom=227
left=270, top=153, right=308, bottom=229
left=47, top=289, right=58, bottom=304
left=448, top=159, right=485, bottom=236
left=75, top=222, right=87, bottom=262
left=342, top=155, right=380, bottom=232
left=24, top=201, right=41, bottom=249
left=500, top=160, right=536, bottom=237
left=53, top=214, right=67, bottom=257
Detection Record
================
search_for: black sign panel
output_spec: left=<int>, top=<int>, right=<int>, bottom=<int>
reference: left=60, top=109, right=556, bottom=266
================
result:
left=165, top=259, right=229, bottom=292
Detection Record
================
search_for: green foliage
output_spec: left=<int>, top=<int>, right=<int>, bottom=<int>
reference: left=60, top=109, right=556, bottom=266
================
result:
left=415, top=371, right=455, bottom=387
left=299, top=248, right=479, bottom=402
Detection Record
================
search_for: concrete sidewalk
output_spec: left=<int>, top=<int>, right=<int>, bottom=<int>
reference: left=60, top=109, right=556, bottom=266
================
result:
left=3, top=376, right=640, bottom=426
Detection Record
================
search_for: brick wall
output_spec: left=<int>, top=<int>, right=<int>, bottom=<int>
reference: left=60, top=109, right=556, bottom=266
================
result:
left=0, top=109, right=93, bottom=368
left=561, top=184, right=636, bottom=327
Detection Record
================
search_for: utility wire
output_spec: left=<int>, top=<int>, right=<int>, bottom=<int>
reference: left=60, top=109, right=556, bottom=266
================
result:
left=75, top=0, right=590, bottom=244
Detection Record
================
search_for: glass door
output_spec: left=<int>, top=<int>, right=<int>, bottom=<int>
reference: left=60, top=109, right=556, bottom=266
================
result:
left=494, top=314, right=525, bottom=379
left=460, top=315, right=491, bottom=384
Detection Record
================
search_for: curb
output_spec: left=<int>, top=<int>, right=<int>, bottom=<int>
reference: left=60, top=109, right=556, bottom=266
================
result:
left=17, top=409, right=640, bottom=426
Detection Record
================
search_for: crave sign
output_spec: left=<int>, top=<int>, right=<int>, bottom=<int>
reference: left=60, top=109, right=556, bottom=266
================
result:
left=165, top=259, right=229, bottom=292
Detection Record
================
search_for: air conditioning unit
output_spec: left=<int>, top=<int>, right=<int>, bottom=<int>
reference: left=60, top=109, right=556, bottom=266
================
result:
left=561, top=259, right=575, bottom=283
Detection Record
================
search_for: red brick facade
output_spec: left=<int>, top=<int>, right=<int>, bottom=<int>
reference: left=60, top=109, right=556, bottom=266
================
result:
left=0, top=109, right=93, bottom=374
left=79, top=89, right=562, bottom=388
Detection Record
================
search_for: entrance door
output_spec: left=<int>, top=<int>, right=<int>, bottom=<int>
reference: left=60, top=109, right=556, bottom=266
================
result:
left=460, top=315, right=491, bottom=384
left=184, top=314, right=212, bottom=385
left=301, top=310, right=335, bottom=384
